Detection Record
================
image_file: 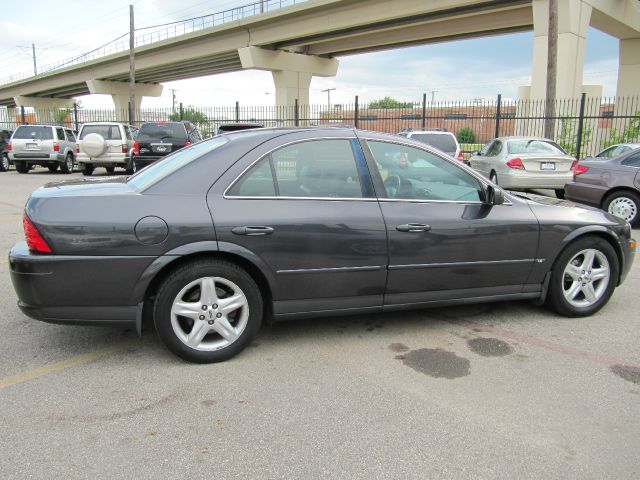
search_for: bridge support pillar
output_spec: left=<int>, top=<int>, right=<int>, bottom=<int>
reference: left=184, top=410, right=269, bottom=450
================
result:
left=530, top=0, right=592, bottom=100
left=238, top=46, right=338, bottom=110
left=86, top=80, right=163, bottom=111
left=617, top=38, right=640, bottom=98
left=14, top=96, right=76, bottom=124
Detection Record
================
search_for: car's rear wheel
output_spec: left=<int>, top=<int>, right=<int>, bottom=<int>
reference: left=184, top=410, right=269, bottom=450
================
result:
left=154, top=259, right=263, bottom=363
left=0, top=154, right=9, bottom=172
left=60, top=153, right=74, bottom=174
left=546, top=236, right=618, bottom=317
left=603, top=190, right=640, bottom=227
left=15, top=161, right=29, bottom=174
left=81, top=163, right=94, bottom=176
left=555, top=189, right=565, bottom=199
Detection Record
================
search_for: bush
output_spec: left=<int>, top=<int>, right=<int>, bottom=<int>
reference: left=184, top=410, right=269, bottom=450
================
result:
left=457, top=127, right=476, bottom=144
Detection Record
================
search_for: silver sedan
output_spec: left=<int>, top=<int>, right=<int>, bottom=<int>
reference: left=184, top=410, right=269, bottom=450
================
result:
left=469, top=136, right=575, bottom=198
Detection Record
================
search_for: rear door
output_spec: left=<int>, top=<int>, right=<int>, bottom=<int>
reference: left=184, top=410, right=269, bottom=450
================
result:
left=207, top=133, right=388, bottom=316
left=11, top=126, right=54, bottom=158
left=360, top=137, right=539, bottom=305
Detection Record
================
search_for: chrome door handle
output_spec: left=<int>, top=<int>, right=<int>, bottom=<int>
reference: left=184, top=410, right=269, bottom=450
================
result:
left=396, top=223, right=431, bottom=232
left=231, top=226, right=274, bottom=236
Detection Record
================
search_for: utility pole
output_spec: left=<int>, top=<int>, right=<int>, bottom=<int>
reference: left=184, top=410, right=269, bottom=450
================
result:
left=31, top=43, right=37, bottom=76
left=544, top=0, right=558, bottom=139
left=321, top=88, right=336, bottom=109
left=128, top=4, right=136, bottom=124
left=429, top=89, right=438, bottom=104
left=170, top=89, right=178, bottom=113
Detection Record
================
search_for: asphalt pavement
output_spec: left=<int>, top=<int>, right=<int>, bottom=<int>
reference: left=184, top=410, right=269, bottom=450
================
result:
left=0, top=168, right=638, bottom=479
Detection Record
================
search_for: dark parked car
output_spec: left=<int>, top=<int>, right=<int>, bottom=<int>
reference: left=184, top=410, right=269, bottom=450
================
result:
left=1, top=128, right=12, bottom=171
left=565, top=148, right=640, bottom=227
left=9, top=128, right=636, bottom=363
left=133, top=121, right=202, bottom=171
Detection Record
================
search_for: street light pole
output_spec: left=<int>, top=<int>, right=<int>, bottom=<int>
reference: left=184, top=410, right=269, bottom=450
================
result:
left=128, top=4, right=136, bottom=124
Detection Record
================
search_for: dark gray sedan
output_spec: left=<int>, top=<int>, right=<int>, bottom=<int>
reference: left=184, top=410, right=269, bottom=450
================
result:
left=9, top=128, right=637, bottom=363
left=565, top=148, right=640, bottom=227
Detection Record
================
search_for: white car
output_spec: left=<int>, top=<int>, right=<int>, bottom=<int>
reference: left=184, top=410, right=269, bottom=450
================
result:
left=76, top=122, right=138, bottom=176
left=397, top=129, right=463, bottom=162
left=469, top=136, right=575, bottom=199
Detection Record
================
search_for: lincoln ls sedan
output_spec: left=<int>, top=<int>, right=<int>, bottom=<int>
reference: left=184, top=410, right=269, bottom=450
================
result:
left=9, top=128, right=636, bottom=362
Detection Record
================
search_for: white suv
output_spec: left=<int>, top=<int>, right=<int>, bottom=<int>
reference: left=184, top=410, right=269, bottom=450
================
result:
left=397, top=129, right=463, bottom=162
left=9, top=125, right=76, bottom=174
left=76, top=122, right=138, bottom=176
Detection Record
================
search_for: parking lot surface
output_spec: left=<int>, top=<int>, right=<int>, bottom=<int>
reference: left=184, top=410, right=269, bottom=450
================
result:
left=1, top=169, right=639, bottom=479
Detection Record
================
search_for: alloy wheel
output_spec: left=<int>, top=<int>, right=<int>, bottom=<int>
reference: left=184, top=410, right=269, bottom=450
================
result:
left=562, top=248, right=610, bottom=308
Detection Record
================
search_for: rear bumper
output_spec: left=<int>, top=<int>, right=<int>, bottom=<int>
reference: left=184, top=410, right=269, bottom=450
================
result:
left=9, top=153, right=62, bottom=163
left=498, top=171, right=574, bottom=190
left=77, top=152, right=129, bottom=165
left=9, top=241, right=147, bottom=326
left=564, top=181, right=607, bottom=207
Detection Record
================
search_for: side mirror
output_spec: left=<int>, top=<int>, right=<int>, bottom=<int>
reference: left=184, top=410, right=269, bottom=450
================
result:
left=484, top=185, right=505, bottom=205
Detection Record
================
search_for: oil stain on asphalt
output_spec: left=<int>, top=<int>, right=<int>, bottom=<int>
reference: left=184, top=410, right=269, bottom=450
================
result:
left=610, top=365, right=640, bottom=385
left=396, top=348, right=470, bottom=379
left=467, top=337, right=513, bottom=357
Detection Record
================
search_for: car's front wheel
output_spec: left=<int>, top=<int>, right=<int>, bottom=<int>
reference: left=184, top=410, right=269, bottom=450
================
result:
left=546, top=236, right=618, bottom=317
left=0, top=154, right=9, bottom=172
left=154, top=259, right=263, bottom=363
left=603, top=190, right=640, bottom=227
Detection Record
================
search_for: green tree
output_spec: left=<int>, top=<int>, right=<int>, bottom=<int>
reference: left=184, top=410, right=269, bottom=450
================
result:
left=53, top=108, right=71, bottom=125
left=603, top=111, right=640, bottom=148
left=457, top=127, right=476, bottom=144
left=367, top=96, right=414, bottom=109
left=558, top=117, right=591, bottom=157
left=169, top=106, right=208, bottom=123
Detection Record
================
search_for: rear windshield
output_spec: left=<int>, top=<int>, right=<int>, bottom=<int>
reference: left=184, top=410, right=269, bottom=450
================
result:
left=127, top=136, right=228, bottom=191
left=507, top=139, right=566, bottom=155
left=13, top=126, right=53, bottom=140
left=410, top=133, right=457, bottom=152
left=80, top=125, right=122, bottom=140
left=138, top=123, right=187, bottom=142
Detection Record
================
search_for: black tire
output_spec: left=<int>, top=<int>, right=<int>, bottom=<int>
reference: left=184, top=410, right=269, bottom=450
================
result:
left=48, top=163, right=59, bottom=173
left=105, top=166, right=115, bottom=173
left=555, top=189, right=565, bottom=199
left=602, top=190, right=640, bottom=228
left=0, top=154, right=8, bottom=172
left=81, top=163, right=94, bottom=176
left=154, top=259, right=263, bottom=363
left=490, top=171, right=498, bottom=185
left=15, top=161, right=29, bottom=174
left=60, top=153, right=74, bottom=174
left=545, top=236, right=619, bottom=317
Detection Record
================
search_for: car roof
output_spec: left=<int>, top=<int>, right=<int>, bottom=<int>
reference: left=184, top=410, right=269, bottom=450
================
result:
left=80, top=122, right=131, bottom=127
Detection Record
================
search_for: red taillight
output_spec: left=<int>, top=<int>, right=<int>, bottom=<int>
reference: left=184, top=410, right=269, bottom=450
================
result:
left=184, top=141, right=192, bottom=147
left=23, top=215, right=52, bottom=254
left=133, top=141, right=140, bottom=156
left=7, top=142, right=11, bottom=151
left=572, top=160, right=589, bottom=176
left=457, top=151, right=464, bottom=161
left=75, top=145, right=80, bottom=154
left=53, top=142, right=60, bottom=152
left=122, top=144, right=128, bottom=153
left=506, top=157, right=525, bottom=170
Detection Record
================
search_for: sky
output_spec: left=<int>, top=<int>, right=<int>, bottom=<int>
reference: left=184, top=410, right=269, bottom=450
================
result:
left=0, top=0, right=622, bottom=109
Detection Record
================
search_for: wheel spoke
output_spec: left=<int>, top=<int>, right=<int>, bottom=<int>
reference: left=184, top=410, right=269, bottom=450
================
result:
left=172, top=301, right=202, bottom=320
left=582, top=283, right=597, bottom=304
left=187, top=320, right=210, bottom=347
left=218, top=293, right=246, bottom=315
left=564, top=264, right=582, bottom=280
left=565, top=281, right=582, bottom=300
left=199, top=277, right=218, bottom=305
left=211, top=317, right=239, bottom=341
left=580, top=250, right=596, bottom=271
left=591, top=267, right=609, bottom=282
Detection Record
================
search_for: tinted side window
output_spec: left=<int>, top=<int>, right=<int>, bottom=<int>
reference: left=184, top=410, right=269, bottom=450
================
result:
left=65, top=130, right=76, bottom=142
left=227, top=158, right=276, bottom=197
left=367, top=141, right=482, bottom=202
left=621, top=154, right=640, bottom=167
left=487, top=140, right=502, bottom=156
left=480, top=141, right=494, bottom=155
left=55, top=128, right=65, bottom=141
left=272, top=140, right=363, bottom=198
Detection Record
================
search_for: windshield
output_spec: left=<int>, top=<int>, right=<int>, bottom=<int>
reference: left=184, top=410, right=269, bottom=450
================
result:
left=127, top=136, right=228, bottom=191
left=80, top=125, right=122, bottom=140
left=13, top=126, right=53, bottom=140
left=507, top=139, right=566, bottom=155
left=410, top=133, right=457, bottom=153
left=138, top=122, right=187, bottom=143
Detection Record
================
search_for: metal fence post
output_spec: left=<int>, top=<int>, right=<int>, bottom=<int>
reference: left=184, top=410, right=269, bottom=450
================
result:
left=179, top=102, right=184, bottom=121
left=20, top=106, right=26, bottom=125
left=235, top=101, right=240, bottom=122
left=575, top=92, right=587, bottom=160
left=354, top=96, right=359, bottom=129
left=495, top=94, right=502, bottom=138
left=294, top=99, right=299, bottom=127
left=421, top=93, right=427, bottom=130
left=73, top=103, right=79, bottom=132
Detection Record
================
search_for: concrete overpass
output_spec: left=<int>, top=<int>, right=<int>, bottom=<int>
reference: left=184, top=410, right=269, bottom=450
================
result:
left=0, top=0, right=639, bottom=110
